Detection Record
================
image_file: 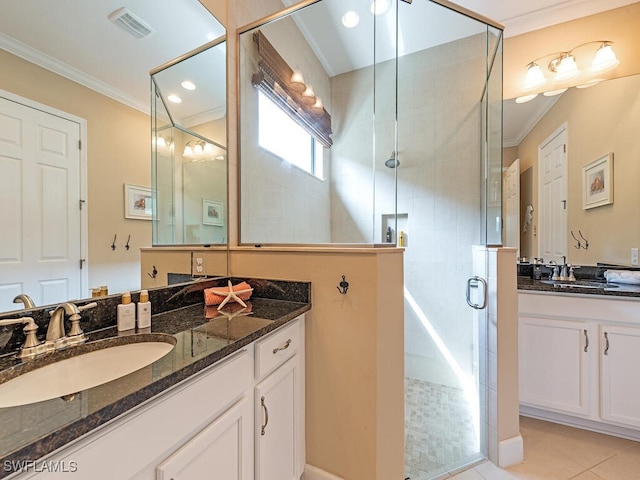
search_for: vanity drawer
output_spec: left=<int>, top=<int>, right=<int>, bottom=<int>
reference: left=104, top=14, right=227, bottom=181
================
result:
left=255, top=318, right=301, bottom=380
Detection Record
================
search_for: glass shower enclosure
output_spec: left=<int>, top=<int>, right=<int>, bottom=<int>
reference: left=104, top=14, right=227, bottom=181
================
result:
left=238, top=0, right=503, bottom=478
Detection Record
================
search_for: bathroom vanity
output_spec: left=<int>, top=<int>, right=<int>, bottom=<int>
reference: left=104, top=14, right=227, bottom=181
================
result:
left=0, top=279, right=309, bottom=479
left=518, top=278, right=640, bottom=439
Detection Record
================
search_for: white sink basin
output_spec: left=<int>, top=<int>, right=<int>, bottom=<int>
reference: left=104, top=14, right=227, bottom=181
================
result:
left=0, top=336, right=175, bottom=408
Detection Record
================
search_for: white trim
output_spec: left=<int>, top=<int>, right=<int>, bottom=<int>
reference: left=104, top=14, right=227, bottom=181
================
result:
left=0, top=32, right=148, bottom=114
left=0, top=88, right=89, bottom=299
left=498, top=434, right=523, bottom=468
left=303, top=464, right=345, bottom=480
left=502, top=0, right=639, bottom=38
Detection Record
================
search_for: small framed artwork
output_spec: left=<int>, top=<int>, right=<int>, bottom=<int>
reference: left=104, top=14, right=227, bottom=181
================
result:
left=202, top=199, right=224, bottom=226
left=124, top=184, right=152, bottom=220
left=582, top=153, right=613, bottom=210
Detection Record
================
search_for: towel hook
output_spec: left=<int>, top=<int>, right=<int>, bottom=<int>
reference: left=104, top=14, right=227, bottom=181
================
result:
left=148, top=265, right=158, bottom=279
left=570, top=230, right=581, bottom=250
left=337, top=275, right=349, bottom=295
left=111, top=234, right=117, bottom=250
left=579, top=230, right=589, bottom=250
left=125, top=234, right=131, bottom=250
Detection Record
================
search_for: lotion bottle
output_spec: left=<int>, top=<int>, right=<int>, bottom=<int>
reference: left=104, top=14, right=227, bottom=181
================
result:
left=137, top=290, right=152, bottom=329
left=117, top=292, right=136, bottom=331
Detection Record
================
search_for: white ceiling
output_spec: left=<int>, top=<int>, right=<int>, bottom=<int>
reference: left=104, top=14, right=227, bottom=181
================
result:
left=0, top=0, right=634, bottom=140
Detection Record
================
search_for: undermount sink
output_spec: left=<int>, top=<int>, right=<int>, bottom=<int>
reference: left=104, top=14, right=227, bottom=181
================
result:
left=0, top=334, right=176, bottom=408
left=540, top=280, right=619, bottom=289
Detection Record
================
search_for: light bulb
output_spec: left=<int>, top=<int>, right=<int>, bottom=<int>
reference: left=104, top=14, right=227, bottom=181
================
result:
left=311, top=97, right=324, bottom=115
left=515, top=94, right=538, bottom=104
left=290, top=70, right=306, bottom=93
left=193, top=143, right=203, bottom=156
left=554, top=55, right=579, bottom=82
left=167, top=94, right=182, bottom=103
left=523, top=63, right=546, bottom=91
left=301, top=85, right=315, bottom=105
left=591, top=44, right=619, bottom=73
left=203, top=143, right=214, bottom=156
left=183, top=145, right=193, bottom=158
left=543, top=88, right=568, bottom=96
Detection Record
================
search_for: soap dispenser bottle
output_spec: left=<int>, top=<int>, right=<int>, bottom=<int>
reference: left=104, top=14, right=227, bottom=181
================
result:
left=137, top=290, right=151, bottom=329
left=117, top=292, right=136, bottom=331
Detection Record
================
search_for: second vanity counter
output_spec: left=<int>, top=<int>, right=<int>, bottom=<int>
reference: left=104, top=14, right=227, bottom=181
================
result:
left=517, top=276, right=640, bottom=298
left=0, top=281, right=310, bottom=478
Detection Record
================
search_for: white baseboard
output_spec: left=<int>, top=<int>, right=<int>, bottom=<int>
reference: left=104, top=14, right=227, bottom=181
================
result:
left=303, top=464, right=345, bottom=480
left=498, top=434, right=523, bottom=468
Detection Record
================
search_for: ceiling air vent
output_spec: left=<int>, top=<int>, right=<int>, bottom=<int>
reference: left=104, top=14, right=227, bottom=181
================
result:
left=108, top=7, right=155, bottom=39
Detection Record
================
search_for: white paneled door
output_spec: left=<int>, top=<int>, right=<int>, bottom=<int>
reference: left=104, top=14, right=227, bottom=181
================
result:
left=539, top=124, right=567, bottom=263
left=0, top=94, right=84, bottom=311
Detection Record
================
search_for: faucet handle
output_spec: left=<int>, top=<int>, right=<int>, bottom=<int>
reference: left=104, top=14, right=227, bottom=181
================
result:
left=67, top=302, right=97, bottom=345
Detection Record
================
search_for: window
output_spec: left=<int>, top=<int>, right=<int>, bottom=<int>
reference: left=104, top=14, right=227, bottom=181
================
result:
left=258, top=91, right=323, bottom=179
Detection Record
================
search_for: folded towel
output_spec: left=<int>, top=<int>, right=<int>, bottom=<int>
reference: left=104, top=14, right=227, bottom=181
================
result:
left=204, top=281, right=253, bottom=306
left=604, top=270, right=640, bottom=285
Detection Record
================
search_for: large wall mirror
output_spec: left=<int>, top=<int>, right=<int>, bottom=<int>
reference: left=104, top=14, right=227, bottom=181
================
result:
left=151, top=39, right=227, bottom=246
left=0, top=0, right=225, bottom=312
left=506, top=73, right=640, bottom=266
left=238, top=0, right=397, bottom=245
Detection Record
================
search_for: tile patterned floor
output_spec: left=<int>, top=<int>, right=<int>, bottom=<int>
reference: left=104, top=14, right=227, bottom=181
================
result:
left=405, top=378, right=480, bottom=479
left=450, top=416, right=640, bottom=480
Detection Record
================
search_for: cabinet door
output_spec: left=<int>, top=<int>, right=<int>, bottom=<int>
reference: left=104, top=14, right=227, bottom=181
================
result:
left=156, top=398, right=252, bottom=480
left=519, top=315, right=592, bottom=415
left=600, top=324, right=640, bottom=428
left=255, top=357, right=299, bottom=480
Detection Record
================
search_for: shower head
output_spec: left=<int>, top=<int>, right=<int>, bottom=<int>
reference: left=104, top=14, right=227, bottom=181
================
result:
left=385, top=151, right=400, bottom=168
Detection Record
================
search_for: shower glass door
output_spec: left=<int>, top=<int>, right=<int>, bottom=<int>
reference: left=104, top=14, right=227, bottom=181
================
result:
left=392, top=1, right=503, bottom=478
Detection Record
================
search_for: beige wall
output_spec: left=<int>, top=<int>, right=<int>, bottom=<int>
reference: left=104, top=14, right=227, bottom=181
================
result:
left=0, top=49, right=151, bottom=295
left=229, top=248, right=404, bottom=480
left=515, top=74, right=640, bottom=264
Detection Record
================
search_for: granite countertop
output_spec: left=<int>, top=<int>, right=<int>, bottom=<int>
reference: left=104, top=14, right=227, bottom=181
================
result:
left=518, top=276, right=640, bottom=298
left=0, top=280, right=310, bottom=478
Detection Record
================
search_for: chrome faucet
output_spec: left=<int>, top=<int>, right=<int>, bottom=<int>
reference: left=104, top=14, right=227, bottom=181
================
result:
left=0, top=317, right=47, bottom=360
left=47, top=302, right=97, bottom=349
left=13, top=294, right=36, bottom=309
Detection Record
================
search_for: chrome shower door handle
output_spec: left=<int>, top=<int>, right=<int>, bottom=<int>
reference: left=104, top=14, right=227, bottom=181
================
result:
left=466, top=276, right=487, bottom=310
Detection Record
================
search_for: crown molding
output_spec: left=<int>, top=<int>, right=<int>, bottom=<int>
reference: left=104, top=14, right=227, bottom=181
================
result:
left=502, top=0, right=639, bottom=38
left=0, top=32, right=148, bottom=114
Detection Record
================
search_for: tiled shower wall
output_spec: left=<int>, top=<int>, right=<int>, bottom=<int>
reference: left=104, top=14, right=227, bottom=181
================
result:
left=331, top=34, right=489, bottom=388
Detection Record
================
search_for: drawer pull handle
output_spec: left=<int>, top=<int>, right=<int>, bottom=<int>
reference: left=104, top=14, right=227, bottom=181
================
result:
left=604, top=332, right=610, bottom=355
left=261, top=396, right=269, bottom=435
left=584, top=329, right=589, bottom=353
left=273, top=338, right=292, bottom=354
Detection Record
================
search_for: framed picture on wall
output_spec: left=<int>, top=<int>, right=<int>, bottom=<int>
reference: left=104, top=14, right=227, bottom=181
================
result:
left=202, top=199, right=224, bottom=226
left=582, top=153, right=613, bottom=209
left=124, top=184, right=152, bottom=220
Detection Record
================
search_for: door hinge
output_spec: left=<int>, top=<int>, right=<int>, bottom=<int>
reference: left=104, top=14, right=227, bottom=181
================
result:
left=79, top=258, right=86, bottom=270
left=563, top=144, right=566, bottom=153
left=562, top=200, right=567, bottom=210
left=79, top=199, right=85, bottom=210
left=78, top=139, right=82, bottom=150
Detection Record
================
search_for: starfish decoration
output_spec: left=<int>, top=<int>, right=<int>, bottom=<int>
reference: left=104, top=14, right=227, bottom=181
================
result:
left=212, top=280, right=253, bottom=311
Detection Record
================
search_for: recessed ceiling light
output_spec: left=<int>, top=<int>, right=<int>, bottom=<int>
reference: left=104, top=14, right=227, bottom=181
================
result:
left=370, top=0, right=391, bottom=15
left=181, top=80, right=196, bottom=91
left=167, top=94, right=182, bottom=103
left=342, top=11, right=360, bottom=28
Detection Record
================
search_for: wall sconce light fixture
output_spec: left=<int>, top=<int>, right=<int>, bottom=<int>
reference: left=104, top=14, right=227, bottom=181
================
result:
left=518, top=41, right=620, bottom=103
left=183, top=140, right=225, bottom=162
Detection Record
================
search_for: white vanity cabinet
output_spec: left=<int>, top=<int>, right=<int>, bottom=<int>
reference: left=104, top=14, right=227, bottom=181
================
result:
left=519, top=315, right=593, bottom=416
left=254, top=318, right=304, bottom=480
left=600, top=324, right=640, bottom=428
left=519, top=292, right=640, bottom=437
left=11, top=315, right=306, bottom=480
